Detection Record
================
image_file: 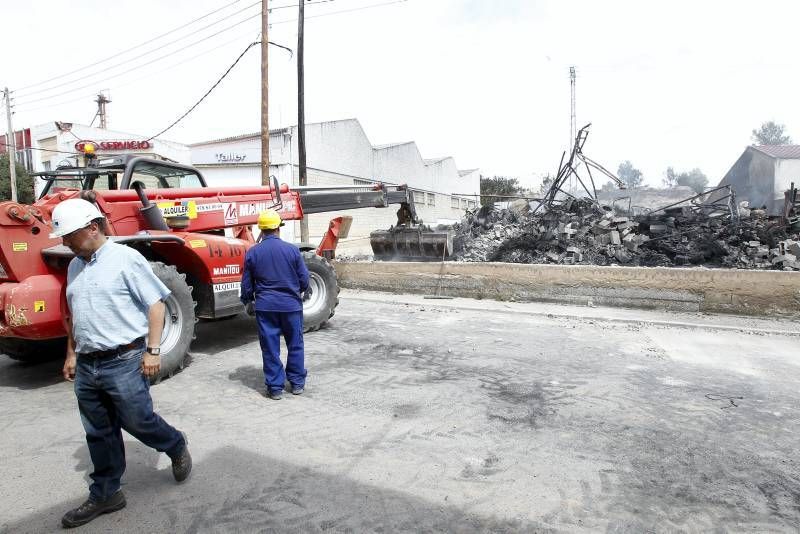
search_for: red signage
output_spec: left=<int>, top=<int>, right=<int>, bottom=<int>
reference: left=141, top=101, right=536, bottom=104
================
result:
left=75, top=139, right=152, bottom=152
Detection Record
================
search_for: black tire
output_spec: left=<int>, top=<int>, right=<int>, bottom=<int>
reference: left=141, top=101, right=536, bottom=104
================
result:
left=302, top=252, right=339, bottom=332
left=0, top=337, right=66, bottom=363
left=150, top=262, right=196, bottom=384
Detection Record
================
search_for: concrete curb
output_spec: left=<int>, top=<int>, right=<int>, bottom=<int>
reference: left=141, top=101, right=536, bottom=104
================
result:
left=334, top=261, right=800, bottom=319
left=341, top=291, right=800, bottom=337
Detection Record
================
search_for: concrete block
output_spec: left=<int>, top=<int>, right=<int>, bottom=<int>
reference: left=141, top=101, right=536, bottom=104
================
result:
left=772, top=254, right=797, bottom=265
left=788, top=242, right=800, bottom=257
left=610, top=231, right=621, bottom=245
left=649, top=224, right=668, bottom=234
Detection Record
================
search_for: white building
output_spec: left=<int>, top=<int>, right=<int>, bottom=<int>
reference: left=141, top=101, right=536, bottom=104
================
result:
left=190, top=119, right=480, bottom=253
left=6, top=122, right=190, bottom=195
left=712, top=145, right=800, bottom=215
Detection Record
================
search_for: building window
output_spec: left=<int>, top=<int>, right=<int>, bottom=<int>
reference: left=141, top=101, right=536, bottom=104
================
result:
left=42, top=161, right=52, bottom=171
left=461, top=199, right=468, bottom=209
left=427, top=193, right=435, bottom=206
left=353, top=178, right=372, bottom=187
left=413, top=190, right=425, bottom=204
left=451, top=197, right=459, bottom=209
left=468, top=200, right=477, bottom=209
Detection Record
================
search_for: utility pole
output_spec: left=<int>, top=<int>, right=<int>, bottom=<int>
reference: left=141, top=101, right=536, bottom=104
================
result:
left=297, top=0, right=309, bottom=243
left=3, top=87, right=18, bottom=203
left=260, top=0, right=270, bottom=187
left=94, top=92, right=111, bottom=129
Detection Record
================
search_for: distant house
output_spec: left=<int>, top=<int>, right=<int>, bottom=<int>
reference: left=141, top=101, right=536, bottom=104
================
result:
left=712, top=145, right=800, bottom=215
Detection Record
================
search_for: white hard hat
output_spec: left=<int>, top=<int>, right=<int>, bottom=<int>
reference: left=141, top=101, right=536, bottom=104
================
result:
left=49, top=198, right=104, bottom=239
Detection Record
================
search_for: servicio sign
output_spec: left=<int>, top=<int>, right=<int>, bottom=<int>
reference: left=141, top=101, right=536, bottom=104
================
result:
left=75, top=140, right=152, bottom=152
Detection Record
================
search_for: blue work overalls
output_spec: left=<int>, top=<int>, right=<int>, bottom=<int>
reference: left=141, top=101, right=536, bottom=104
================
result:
left=240, top=235, right=310, bottom=394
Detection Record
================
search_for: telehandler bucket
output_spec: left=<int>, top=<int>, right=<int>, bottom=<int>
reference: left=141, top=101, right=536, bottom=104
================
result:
left=370, top=226, right=453, bottom=261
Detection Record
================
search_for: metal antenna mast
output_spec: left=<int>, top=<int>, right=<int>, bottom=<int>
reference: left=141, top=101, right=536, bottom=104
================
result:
left=569, top=66, right=577, bottom=193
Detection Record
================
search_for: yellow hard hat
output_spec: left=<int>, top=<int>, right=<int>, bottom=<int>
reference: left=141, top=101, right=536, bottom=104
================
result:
left=257, top=209, right=283, bottom=230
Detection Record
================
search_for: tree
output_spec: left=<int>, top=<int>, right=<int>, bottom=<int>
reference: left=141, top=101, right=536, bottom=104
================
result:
left=662, top=167, right=678, bottom=188
left=662, top=166, right=708, bottom=194
left=617, top=160, right=643, bottom=189
left=480, top=175, right=522, bottom=206
left=752, top=121, right=792, bottom=145
left=0, top=154, right=35, bottom=204
left=676, top=168, right=708, bottom=194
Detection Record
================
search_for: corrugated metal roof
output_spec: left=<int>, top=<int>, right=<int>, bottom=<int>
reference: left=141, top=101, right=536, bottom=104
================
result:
left=188, top=128, right=289, bottom=147
left=374, top=141, right=412, bottom=150
left=751, top=145, right=800, bottom=159
left=459, top=168, right=478, bottom=176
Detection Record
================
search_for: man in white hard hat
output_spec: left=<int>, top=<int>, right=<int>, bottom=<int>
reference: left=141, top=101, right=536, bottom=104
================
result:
left=50, top=198, right=192, bottom=529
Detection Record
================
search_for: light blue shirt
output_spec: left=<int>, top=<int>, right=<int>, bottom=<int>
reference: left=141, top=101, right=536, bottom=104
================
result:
left=66, top=241, right=170, bottom=354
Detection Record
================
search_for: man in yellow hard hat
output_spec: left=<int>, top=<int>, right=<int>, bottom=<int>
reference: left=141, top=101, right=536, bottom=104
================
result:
left=241, top=209, right=310, bottom=400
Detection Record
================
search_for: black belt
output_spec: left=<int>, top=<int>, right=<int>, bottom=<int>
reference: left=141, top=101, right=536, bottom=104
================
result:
left=80, top=337, right=145, bottom=359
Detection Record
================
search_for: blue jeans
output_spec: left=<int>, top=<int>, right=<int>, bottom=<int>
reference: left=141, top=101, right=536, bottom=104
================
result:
left=74, top=346, right=184, bottom=501
left=256, top=310, right=306, bottom=393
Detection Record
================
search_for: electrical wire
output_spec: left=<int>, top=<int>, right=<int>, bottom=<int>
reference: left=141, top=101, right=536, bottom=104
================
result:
left=270, top=0, right=407, bottom=26
left=14, top=0, right=336, bottom=100
left=16, top=2, right=262, bottom=101
left=15, top=0, right=244, bottom=92
left=15, top=30, right=261, bottom=114
left=13, top=0, right=406, bottom=119
left=146, top=40, right=261, bottom=141
left=15, top=12, right=262, bottom=107
left=0, top=140, right=82, bottom=156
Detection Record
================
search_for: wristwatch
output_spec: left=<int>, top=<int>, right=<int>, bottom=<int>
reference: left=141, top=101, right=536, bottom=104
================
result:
left=146, top=346, right=161, bottom=356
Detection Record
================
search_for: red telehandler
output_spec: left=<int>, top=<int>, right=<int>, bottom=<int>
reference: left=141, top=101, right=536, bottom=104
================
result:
left=0, top=155, right=451, bottom=381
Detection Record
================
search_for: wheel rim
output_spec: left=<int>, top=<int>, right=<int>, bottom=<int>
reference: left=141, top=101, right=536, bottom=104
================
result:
left=160, top=294, right=184, bottom=355
left=304, top=271, right=328, bottom=317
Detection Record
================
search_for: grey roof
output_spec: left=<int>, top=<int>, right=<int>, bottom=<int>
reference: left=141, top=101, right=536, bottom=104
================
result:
left=424, top=157, right=448, bottom=165
left=751, top=145, right=800, bottom=159
left=374, top=141, right=413, bottom=150
left=188, top=128, right=290, bottom=147
left=459, top=168, right=479, bottom=176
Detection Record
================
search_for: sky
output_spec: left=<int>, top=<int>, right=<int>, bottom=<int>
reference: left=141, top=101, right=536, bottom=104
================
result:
left=2, top=0, right=799, bottom=190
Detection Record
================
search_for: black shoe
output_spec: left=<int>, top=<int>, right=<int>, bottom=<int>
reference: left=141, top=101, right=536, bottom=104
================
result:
left=61, top=491, right=126, bottom=528
left=266, top=389, right=283, bottom=400
left=171, top=432, right=192, bottom=483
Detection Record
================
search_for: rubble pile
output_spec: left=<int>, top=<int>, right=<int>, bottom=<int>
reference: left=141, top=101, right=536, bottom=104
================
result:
left=451, top=199, right=800, bottom=271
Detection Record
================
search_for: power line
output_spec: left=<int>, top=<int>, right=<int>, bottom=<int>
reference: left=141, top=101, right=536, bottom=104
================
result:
left=15, top=0, right=244, bottom=92
left=15, top=12, right=263, bottom=107
left=0, top=140, right=81, bottom=156
left=14, top=0, right=336, bottom=100
left=16, top=30, right=262, bottom=114
left=270, top=0, right=407, bottom=26
left=16, top=1, right=262, bottom=101
left=12, top=0, right=406, bottom=118
left=146, top=41, right=261, bottom=141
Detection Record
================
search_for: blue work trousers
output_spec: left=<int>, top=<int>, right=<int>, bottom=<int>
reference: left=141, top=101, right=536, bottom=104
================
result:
left=74, top=347, right=184, bottom=501
left=256, top=310, right=306, bottom=393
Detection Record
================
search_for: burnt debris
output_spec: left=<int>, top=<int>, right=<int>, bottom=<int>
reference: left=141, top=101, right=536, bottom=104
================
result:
left=451, top=191, right=800, bottom=271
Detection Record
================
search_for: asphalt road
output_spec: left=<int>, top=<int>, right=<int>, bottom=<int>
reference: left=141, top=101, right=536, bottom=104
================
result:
left=1, top=291, right=799, bottom=533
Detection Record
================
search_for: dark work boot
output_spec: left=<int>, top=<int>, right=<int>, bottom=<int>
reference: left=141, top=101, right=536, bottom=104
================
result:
left=61, top=491, right=126, bottom=528
left=171, top=432, right=192, bottom=483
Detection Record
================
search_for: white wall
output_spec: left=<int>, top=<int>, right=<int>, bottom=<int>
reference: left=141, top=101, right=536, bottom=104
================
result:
left=188, top=118, right=480, bottom=252
left=775, top=159, right=800, bottom=203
